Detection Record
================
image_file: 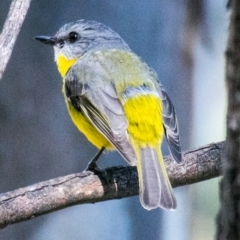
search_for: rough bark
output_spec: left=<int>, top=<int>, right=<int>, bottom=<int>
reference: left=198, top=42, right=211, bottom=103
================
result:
left=0, top=141, right=224, bottom=229
left=217, top=1, right=240, bottom=239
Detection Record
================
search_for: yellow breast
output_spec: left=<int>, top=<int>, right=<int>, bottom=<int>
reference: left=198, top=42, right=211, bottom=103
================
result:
left=56, top=54, right=78, bottom=77
left=66, top=101, right=113, bottom=150
left=56, top=53, right=113, bottom=150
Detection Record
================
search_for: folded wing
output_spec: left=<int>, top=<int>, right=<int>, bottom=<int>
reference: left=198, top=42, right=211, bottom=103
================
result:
left=65, top=60, right=136, bottom=165
left=156, top=84, right=182, bottom=163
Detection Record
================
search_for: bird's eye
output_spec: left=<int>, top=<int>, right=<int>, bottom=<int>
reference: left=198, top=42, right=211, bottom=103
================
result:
left=68, top=32, right=79, bottom=43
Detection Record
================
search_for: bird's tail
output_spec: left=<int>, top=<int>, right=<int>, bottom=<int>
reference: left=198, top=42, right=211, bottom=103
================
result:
left=135, top=145, right=176, bottom=210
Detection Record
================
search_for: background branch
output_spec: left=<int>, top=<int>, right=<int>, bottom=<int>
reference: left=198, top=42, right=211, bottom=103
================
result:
left=0, top=0, right=31, bottom=79
left=0, top=141, right=224, bottom=229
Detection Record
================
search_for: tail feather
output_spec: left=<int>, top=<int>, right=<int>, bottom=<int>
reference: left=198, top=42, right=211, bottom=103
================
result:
left=137, top=146, right=176, bottom=210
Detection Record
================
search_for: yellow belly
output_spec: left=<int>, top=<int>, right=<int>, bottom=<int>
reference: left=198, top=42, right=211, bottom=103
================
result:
left=66, top=100, right=113, bottom=150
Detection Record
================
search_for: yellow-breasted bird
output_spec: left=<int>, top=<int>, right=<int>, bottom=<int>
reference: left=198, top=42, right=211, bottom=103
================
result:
left=35, top=20, right=182, bottom=210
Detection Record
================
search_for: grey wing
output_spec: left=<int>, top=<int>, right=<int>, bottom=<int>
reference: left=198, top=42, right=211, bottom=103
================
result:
left=65, top=70, right=136, bottom=166
left=157, top=84, right=182, bottom=163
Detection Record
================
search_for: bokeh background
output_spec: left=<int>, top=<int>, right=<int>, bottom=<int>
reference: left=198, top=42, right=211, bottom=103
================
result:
left=0, top=1, right=228, bottom=239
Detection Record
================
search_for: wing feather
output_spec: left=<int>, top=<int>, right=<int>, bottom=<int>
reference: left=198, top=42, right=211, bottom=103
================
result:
left=157, top=84, right=182, bottom=163
left=65, top=64, right=136, bottom=165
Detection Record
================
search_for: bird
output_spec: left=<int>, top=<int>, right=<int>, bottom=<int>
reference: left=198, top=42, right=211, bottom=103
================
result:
left=35, top=19, right=182, bottom=210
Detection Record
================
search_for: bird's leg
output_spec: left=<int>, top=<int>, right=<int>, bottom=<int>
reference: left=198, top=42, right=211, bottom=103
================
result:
left=85, top=147, right=105, bottom=172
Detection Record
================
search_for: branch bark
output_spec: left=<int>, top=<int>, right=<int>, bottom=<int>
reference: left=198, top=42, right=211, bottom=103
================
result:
left=0, top=141, right=224, bottom=229
left=0, top=0, right=31, bottom=79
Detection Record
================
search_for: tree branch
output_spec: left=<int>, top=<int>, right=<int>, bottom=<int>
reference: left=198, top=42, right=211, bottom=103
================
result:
left=0, top=141, right=224, bottom=229
left=0, top=0, right=32, bottom=79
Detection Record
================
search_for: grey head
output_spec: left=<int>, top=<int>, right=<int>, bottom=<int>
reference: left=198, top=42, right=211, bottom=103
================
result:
left=35, top=19, right=130, bottom=60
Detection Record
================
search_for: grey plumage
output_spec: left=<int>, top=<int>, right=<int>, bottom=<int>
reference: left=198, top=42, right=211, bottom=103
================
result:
left=139, top=147, right=176, bottom=210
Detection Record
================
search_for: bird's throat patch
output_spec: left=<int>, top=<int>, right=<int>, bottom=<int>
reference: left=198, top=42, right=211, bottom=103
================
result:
left=56, top=54, right=78, bottom=77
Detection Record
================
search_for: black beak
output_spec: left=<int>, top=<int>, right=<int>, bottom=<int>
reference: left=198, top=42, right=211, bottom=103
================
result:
left=34, top=36, right=57, bottom=45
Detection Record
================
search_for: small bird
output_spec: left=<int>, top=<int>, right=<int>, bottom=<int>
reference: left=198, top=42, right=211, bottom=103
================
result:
left=35, top=20, right=182, bottom=210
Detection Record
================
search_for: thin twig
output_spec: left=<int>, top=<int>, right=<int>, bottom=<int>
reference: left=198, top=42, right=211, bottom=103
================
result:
left=0, top=0, right=32, bottom=79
